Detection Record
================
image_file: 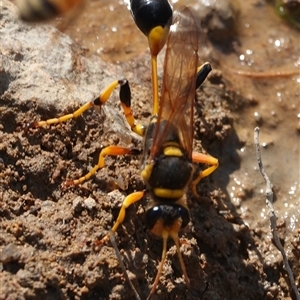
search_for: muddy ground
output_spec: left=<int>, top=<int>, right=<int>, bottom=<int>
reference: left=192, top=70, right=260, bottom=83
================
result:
left=1, top=1, right=299, bottom=300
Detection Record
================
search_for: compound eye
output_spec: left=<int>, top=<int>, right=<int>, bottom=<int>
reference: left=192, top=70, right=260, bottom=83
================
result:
left=177, top=206, right=190, bottom=229
left=145, top=205, right=162, bottom=230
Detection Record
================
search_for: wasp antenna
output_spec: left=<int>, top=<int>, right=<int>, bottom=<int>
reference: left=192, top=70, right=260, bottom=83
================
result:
left=172, top=233, right=190, bottom=288
left=147, top=235, right=168, bottom=300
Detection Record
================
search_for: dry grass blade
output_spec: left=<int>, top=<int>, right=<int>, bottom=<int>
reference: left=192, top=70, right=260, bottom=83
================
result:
left=254, top=127, right=300, bottom=300
left=231, top=69, right=299, bottom=78
left=109, top=229, right=141, bottom=300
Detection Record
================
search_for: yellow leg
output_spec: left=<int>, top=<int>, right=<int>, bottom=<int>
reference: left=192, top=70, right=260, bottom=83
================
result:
left=27, top=80, right=120, bottom=128
left=96, top=190, right=145, bottom=245
left=27, top=101, right=94, bottom=128
left=26, top=80, right=145, bottom=136
left=65, top=145, right=138, bottom=186
left=119, top=80, right=145, bottom=136
left=191, top=152, right=219, bottom=195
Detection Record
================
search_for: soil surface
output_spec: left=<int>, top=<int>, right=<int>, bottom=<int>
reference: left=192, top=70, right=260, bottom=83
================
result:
left=1, top=1, right=299, bottom=300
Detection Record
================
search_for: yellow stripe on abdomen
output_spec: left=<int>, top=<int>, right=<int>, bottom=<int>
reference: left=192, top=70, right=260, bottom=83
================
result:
left=154, top=188, right=184, bottom=199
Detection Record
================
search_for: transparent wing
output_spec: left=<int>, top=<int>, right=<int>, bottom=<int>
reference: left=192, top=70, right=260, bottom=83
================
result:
left=150, top=7, right=198, bottom=159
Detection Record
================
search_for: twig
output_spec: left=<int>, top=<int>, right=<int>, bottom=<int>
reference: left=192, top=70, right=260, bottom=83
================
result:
left=254, top=127, right=300, bottom=300
left=231, top=69, right=299, bottom=78
left=109, top=229, right=141, bottom=300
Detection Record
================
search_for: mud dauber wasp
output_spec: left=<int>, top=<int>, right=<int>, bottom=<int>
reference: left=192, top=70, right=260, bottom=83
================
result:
left=24, top=0, right=219, bottom=298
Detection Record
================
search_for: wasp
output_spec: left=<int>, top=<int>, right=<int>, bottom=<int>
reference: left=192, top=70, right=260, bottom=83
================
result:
left=25, top=0, right=219, bottom=298
left=16, top=0, right=83, bottom=22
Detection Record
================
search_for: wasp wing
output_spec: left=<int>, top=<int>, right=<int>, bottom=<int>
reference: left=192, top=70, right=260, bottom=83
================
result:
left=150, top=7, right=198, bottom=160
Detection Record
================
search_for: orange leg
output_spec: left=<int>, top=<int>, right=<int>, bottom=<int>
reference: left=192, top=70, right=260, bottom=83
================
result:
left=26, top=80, right=145, bottom=136
left=65, top=145, right=139, bottom=186
left=96, top=190, right=145, bottom=245
left=26, top=80, right=120, bottom=128
left=191, top=152, right=219, bottom=195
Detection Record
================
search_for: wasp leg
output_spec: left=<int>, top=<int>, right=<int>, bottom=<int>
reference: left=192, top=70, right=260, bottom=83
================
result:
left=65, top=145, right=140, bottom=186
left=191, top=152, right=219, bottom=196
left=26, top=80, right=145, bottom=135
left=118, top=79, right=145, bottom=136
left=26, top=101, right=94, bottom=129
left=96, top=190, right=145, bottom=245
left=196, top=62, right=212, bottom=90
left=26, top=80, right=120, bottom=129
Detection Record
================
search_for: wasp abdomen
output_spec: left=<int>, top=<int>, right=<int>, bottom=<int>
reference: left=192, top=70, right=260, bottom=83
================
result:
left=130, top=0, right=172, bottom=36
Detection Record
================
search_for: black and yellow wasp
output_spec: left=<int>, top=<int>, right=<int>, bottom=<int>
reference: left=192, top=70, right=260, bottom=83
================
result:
left=25, top=0, right=219, bottom=298
left=16, top=0, right=83, bottom=22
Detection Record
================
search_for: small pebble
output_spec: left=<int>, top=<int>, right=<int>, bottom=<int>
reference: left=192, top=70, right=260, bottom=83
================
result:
left=84, top=197, right=96, bottom=210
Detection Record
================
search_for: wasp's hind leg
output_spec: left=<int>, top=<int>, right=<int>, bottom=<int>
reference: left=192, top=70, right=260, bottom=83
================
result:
left=196, top=62, right=212, bottom=90
left=118, top=79, right=145, bottom=136
left=191, top=152, right=219, bottom=196
left=26, top=80, right=122, bottom=129
left=192, top=63, right=216, bottom=196
left=25, top=80, right=144, bottom=132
